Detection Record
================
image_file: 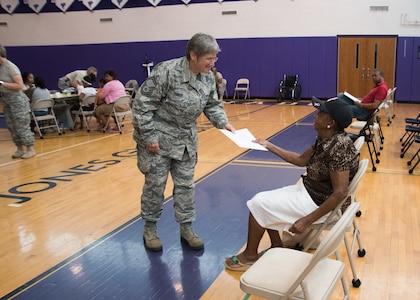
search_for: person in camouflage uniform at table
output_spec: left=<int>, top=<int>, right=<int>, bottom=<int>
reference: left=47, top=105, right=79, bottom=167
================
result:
left=0, top=45, right=36, bottom=159
left=132, top=33, right=235, bottom=251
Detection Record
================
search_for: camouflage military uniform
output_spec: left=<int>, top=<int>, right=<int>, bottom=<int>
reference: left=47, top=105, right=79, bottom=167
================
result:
left=0, top=60, right=34, bottom=148
left=133, top=57, right=229, bottom=223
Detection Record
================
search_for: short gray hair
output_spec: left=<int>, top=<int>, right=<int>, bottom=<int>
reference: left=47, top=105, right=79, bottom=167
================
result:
left=0, top=45, right=7, bottom=58
left=186, top=33, right=220, bottom=60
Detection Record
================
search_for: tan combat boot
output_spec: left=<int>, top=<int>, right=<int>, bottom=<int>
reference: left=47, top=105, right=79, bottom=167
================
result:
left=143, top=222, right=162, bottom=251
left=21, top=146, right=36, bottom=159
left=180, top=222, right=204, bottom=250
left=12, top=147, right=24, bottom=159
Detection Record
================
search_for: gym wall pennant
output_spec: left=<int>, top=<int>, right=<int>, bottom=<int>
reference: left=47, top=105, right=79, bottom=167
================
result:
left=0, top=0, right=19, bottom=14
left=111, top=0, right=128, bottom=10
left=24, top=0, right=47, bottom=13
left=147, top=0, right=161, bottom=7
left=80, top=0, right=101, bottom=11
left=51, top=0, right=74, bottom=12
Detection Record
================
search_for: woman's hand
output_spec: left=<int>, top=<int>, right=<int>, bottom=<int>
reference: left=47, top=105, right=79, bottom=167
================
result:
left=288, top=216, right=312, bottom=234
left=146, top=143, right=160, bottom=154
left=253, top=138, right=269, bottom=148
left=223, top=123, right=236, bottom=133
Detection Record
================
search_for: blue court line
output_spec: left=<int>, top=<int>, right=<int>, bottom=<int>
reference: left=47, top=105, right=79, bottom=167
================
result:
left=4, top=115, right=316, bottom=300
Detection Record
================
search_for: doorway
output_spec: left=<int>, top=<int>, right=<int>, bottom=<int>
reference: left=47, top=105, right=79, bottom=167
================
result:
left=338, top=36, right=396, bottom=98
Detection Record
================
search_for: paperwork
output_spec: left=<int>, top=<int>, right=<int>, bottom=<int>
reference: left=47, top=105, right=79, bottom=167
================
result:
left=344, top=91, right=361, bottom=103
left=219, top=128, right=268, bottom=151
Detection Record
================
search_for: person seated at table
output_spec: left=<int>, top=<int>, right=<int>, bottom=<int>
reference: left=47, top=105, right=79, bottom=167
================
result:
left=71, top=75, right=97, bottom=129
left=212, top=67, right=226, bottom=100
left=58, top=66, right=97, bottom=92
left=22, top=71, right=35, bottom=99
left=95, top=70, right=127, bottom=132
left=95, top=77, right=106, bottom=106
left=30, top=76, right=51, bottom=132
left=224, top=96, right=359, bottom=271
left=22, top=71, right=35, bottom=91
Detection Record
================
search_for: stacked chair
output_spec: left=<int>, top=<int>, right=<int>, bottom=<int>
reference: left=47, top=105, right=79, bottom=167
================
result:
left=400, top=113, right=420, bottom=159
left=400, top=113, right=420, bottom=174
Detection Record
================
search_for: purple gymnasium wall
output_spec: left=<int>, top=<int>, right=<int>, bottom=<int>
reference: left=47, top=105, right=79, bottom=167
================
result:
left=6, top=36, right=420, bottom=102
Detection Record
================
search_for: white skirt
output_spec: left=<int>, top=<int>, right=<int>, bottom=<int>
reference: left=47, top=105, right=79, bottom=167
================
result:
left=247, top=181, right=329, bottom=232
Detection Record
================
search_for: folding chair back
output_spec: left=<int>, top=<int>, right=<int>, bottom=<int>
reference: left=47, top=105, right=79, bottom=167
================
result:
left=384, top=87, right=397, bottom=126
left=233, top=78, right=250, bottom=100
left=125, top=79, right=139, bottom=98
left=31, top=99, right=63, bottom=139
left=353, top=136, right=365, bottom=152
left=240, top=202, right=360, bottom=300
left=103, top=95, right=132, bottom=134
left=351, top=108, right=381, bottom=171
left=71, top=95, right=96, bottom=132
left=300, top=159, right=368, bottom=288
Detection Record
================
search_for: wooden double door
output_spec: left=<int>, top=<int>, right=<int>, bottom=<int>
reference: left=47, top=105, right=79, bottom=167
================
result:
left=338, top=36, right=396, bottom=98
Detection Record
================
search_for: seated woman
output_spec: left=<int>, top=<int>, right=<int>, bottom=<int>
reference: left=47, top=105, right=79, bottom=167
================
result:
left=224, top=97, right=359, bottom=271
left=94, top=70, right=127, bottom=132
left=30, top=76, right=51, bottom=132
left=22, top=71, right=35, bottom=99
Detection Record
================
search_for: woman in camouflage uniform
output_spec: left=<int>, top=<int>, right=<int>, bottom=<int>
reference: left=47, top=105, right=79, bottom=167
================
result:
left=132, top=33, right=235, bottom=252
left=0, top=45, right=36, bottom=159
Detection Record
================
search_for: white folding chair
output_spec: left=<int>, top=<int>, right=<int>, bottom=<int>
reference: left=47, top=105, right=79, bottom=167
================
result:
left=71, top=95, right=96, bottom=132
left=299, top=159, right=369, bottom=288
left=31, top=99, right=63, bottom=139
left=240, top=202, right=361, bottom=300
left=384, top=87, right=397, bottom=126
left=350, top=107, right=382, bottom=171
left=125, top=79, right=139, bottom=98
left=103, top=95, right=132, bottom=134
left=353, top=136, right=365, bottom=152
left=233, top=78, right=250, bottom=100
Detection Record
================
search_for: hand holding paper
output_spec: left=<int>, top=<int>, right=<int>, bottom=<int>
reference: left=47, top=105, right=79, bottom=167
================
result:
left=219, top=128, right=268, bottom=151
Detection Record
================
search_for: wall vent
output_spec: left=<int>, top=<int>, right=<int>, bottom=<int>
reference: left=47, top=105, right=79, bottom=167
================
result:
left=370, top=6, right=389, bottom=11
left=222, top=10, right=237, bottom=15
left=100, top=18, right=113, bottom=22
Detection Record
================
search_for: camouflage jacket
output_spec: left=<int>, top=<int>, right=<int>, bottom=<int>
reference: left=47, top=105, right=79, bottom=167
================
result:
left=132, top=57, right=229, bottom=160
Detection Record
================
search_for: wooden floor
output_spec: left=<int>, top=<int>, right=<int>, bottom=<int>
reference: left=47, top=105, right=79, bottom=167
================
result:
left=1, top=100, right=420, bottom=299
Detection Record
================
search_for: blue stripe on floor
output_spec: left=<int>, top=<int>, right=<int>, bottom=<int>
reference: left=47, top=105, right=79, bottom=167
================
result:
left=7, top=119, right=316, bottom=300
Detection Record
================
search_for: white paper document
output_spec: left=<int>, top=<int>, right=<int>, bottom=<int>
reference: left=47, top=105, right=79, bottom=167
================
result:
left=344, top=91, right=361, bottom=103
left=219, top=128, right=268, bottom=151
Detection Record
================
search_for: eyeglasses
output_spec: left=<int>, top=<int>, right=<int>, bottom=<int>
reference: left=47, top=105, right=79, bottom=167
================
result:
left=203, top=56, right=218, bottom=63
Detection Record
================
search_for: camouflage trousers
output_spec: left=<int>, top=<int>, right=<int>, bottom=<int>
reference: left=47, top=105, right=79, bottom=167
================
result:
left=137, top=144, right=197, bottom=224
left=2, top=92, right=34, bottom=147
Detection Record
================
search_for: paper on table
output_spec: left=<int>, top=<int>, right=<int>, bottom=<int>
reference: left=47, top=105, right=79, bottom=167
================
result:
left=219, top=128, right=268, bottom=151
left=344, top=91, right=361, bottom=103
